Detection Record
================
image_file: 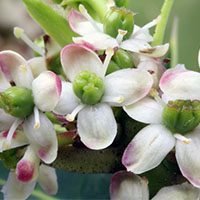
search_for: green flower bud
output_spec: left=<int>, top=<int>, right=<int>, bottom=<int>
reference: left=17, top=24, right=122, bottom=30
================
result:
left=106, top=60, right=120, bottom=74
left=113, top=49, right=134, bottom=69
left=103, top=7, right=134, bottom=39
left=73, top=71, right=105, bottom=105
left=162, top=100, right=200, bottom=134
left=115, top=0, right=129, bottom=8
left=0, top=87, right=34, bottom=118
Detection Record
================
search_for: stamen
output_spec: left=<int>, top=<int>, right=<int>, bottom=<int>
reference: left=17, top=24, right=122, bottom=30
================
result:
left=79, top=5, right=101, bottom=32
left=116, top=29, right=127, bottom=44
left=174, top=134, right=192, bottom=144
left=14, top=27, right=45, bottom=56
left=34, top=107, right=40, bottom=129
left=103, top=96, right=125, bottom=104
left=4, top=119, right=22, bottom=149
left=150, top=88, right=165, bottom=107
left=66, top=104, right=85, bottom=122
left=103, top=47, right=114, bottom=76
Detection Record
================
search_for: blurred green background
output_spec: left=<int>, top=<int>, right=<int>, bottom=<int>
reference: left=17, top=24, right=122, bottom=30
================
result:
left=0, top=0, right=199, bottom=199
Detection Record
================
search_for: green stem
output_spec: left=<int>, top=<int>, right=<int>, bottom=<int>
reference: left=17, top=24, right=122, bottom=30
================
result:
left=152, top=0, right=174, bottom=46
left=170, top=17, right=179, bottom=67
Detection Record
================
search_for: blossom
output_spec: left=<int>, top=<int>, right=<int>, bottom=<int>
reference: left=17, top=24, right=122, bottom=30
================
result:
left=0, top=50, right=61, bottom=163
left=54, top=44, right=153, bottom=150
left=68, top=5, right=168, bottom=56
left=1, top=146, right=58, bottom=200
left=122, top=65, right=200, bottom=187
left=110, top=171, right=200, bottom=200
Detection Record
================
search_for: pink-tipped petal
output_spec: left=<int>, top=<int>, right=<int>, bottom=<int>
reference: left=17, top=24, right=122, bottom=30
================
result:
left=0, top=109, right=16, bottom=132
left=152, top=182, right=200, bottom=200
left=54, top=81, right=80, bottom=115
left=23, top=112, right=58, bottom=164
left=175, top=126, right=200, bottom=188
left=124, top=97, right=163, bottom=124
left=68, top=9, right=103, bottom=36
left=61, top=44, right=104, bottom=81
left=38, top=164, right=58, bottom=195
left=122, top=124, right=175, bottom=174
left=110, top=171, right=149, bottom=200
left=73, top=33, right=119, bottom=50
left=16, top=146, right=40, bottom=183
left=32, top=71, right=62, bottom=112
left=28, top=57, right=47, bottom=78
left=160, top=67, right=200, bottom=100
left=77, top=103, right=117, bottom=150
left=1, top=171, right=36, bottom=200
left=103, top=69, right=153, bottom=107
left=0, top=50, right=34, bottom=88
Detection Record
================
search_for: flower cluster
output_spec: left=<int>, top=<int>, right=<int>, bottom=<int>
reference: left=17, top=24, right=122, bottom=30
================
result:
left=0, top=0, right=199, bottom=199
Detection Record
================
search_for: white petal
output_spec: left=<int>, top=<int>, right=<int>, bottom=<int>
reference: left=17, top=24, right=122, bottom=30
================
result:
left=0, top=109, right=16, bottom=131
left=137, top=57, right=165, bottom=89
left=120, top=39, right=151, bottom=53
left=54, top=81, right=80, bottom=115
left=160, top=67, right=200, bottom=100
left=0, top=69, right=10, bottom=92
left=103, top=69, right=153, bottom=106
left=1, top=171, right=36, bottom=200
left=175, top=126, right=200, bottom=188
left=61, top=44, right=104, bottom=81
left=110, top=171, right=149, bottom=200
left=23, top=112, right=58, bottom=164
left=139, top=43, right=169, bottom=58
left=28, top=57, right=47, bottom=78
left=0, top=50, right=34, bottom=88
left=132, top=25, right=153, bottom=42
left=38, top=164, right=58, bottom=195
left=122, top=124, right=175, bottom=174
left=0, top=129, right=28, bottom=152
left=77, top=103, right=117, bottom=150
left=124, top=97, right=163, bottom=124
left=32, top=71, right=62, bottom=111
left=73, top=33, right=119, bottom=50
left=68, top=9, right=103, bottom=36
left=152, top=182, right=200, bottom=200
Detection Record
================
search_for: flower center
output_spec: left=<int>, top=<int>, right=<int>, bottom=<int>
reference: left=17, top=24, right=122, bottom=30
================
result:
left=162, top=100, right=200, bottom=135
left=0, top=86, right=34, bottom=118
left=73, top=70, right=105, bottom=105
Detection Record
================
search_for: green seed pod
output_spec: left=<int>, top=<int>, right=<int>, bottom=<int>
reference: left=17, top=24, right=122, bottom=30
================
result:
left=113, top=49, right=134, bottom=69
left=103, top=7, right=134, bottom=39
left=0, top=87, right=34, bottom=118
left=106, top=60, right=120, bottom=75
left=73, top=71, right=105, bottom=105
left=162, top=100, right=200, bottom=134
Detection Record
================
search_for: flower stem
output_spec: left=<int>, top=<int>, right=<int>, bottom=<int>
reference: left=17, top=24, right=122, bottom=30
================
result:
left=170, top=17, right=179, bottom=67
left=152, top=0, right=174, bottom=46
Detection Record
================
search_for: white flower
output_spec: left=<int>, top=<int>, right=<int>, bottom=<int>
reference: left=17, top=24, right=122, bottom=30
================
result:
left=110, top=171, right=200, bottom=200
left=0, top=50, right=61, bottom=163
left=122, top=65, right=200, bottom=188
left=54, top=44, right=153, bottom=150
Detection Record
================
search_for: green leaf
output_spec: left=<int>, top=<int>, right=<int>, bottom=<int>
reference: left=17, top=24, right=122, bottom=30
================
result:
left=23, top=0, right=77, bottom=46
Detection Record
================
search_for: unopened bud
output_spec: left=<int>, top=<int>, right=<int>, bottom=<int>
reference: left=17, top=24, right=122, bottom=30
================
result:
left=0, top=87, right=34, bottom=118
left=162, top=100, right=200, bottom=134
left=103, top=7, right=134, bottom=39
left=73, top=71, right=105, bottom=105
